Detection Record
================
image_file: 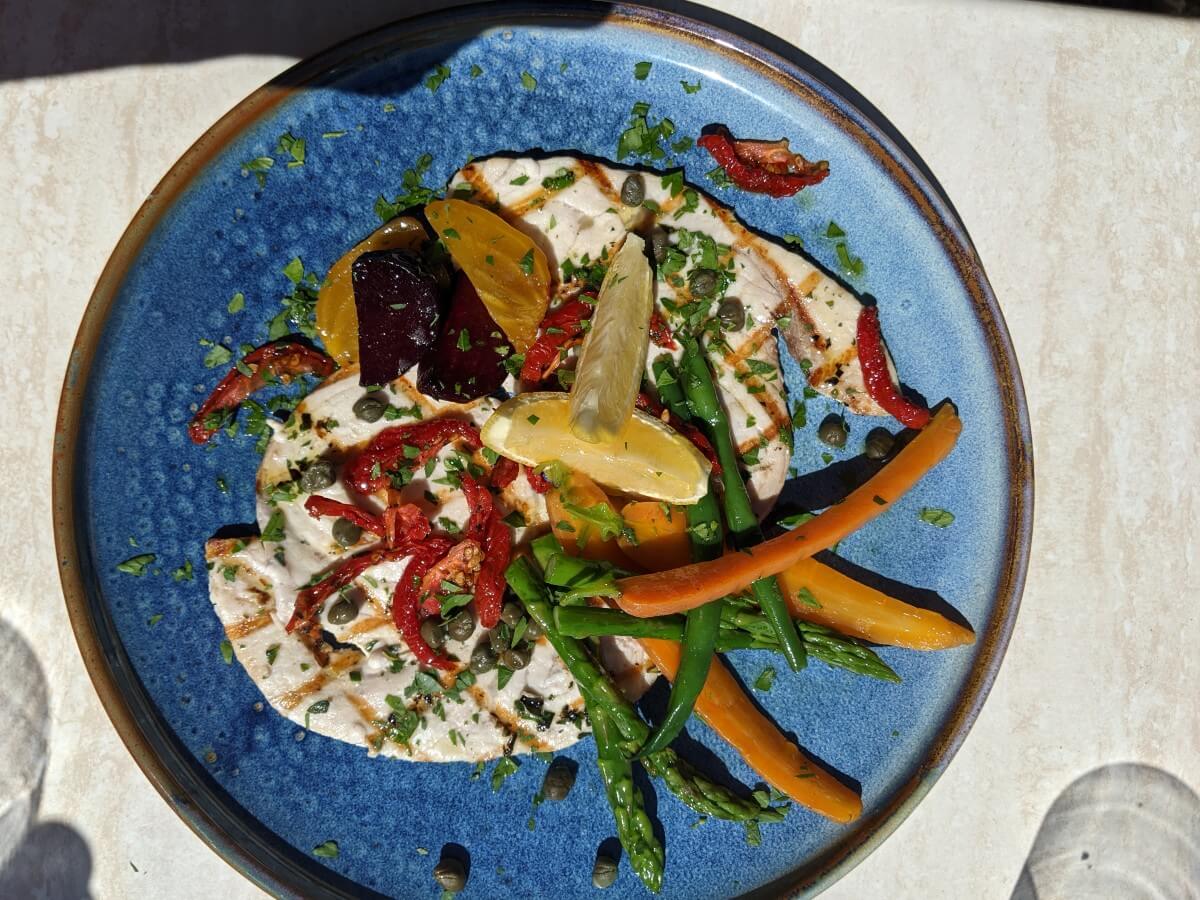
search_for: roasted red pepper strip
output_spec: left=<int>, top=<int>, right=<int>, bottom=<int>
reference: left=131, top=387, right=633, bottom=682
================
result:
left=524, top=465, right=552, bottom=494
left=855, top=307, right=931, bottom=429
left=384, top=503, right=432, bottom=547
left=189, top=342, right=335, bottom=444
left=304, top=495, right=386, bottom=538
left=648, top=310, right=678, bottom=350
left=519, top=298, right=594, bottom=382
left=418, top=539, right=483, bottom=617
left=459, top=476, right=494, bottom=545
left=698, top=126, right=830, bottom=198
left=635, top=392, right=722, bottom=476
left=392, top=538, right=458, bottom=670
left=475, top=512, right=512, bottom=629
left=489, top=455, right=519, bottom=489
left=345, top=420, right=482, bottom=495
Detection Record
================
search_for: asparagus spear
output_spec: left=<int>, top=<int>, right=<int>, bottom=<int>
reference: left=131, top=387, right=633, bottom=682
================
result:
left=554, top=606, right=900, bottom=682
left=506, top=557, right=784, bottom=822
left=590, top=706, right=665, bottom=893
left=678, top=337, right=808, bottom=671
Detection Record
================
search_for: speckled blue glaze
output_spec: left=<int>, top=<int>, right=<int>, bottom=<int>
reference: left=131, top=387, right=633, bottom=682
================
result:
left=68, top=7, right=1028, bottom=899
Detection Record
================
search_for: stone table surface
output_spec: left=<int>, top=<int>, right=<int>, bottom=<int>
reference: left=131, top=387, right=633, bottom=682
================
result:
left=2, top=0, right=1197, bottom=897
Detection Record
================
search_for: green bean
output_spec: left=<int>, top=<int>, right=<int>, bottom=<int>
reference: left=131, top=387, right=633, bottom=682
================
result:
left=678, top=337, right=808, bottom=671
left=638, top=356, right=725, bottom=757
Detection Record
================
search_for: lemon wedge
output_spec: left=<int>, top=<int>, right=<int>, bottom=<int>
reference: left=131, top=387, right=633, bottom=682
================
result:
left=569, top=233, right=654, bottom=443
left=481, top=393, right=710, bottom=504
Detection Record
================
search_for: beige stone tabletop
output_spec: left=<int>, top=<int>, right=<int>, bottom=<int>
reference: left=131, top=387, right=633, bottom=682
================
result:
left=2, top=0, right=1197, bottom=897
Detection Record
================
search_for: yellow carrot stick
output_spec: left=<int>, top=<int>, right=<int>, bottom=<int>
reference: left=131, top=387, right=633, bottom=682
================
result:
left=636, top=637, right=862, bottom=823
left=780, top=559, right=974, bottom=650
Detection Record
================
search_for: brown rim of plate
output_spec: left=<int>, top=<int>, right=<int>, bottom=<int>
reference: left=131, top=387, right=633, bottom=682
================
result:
left=51, top=2, right=1033, bottom=898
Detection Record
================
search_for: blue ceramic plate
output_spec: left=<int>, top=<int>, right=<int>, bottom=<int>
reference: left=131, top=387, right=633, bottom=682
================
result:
left=54, top=3, right=1032, bottom=897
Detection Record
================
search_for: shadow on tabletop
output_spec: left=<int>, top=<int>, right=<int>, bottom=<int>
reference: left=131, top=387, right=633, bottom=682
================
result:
left=0, top=617, right=93, bottom=898
left=1010, top=763, right=1200, bottom=900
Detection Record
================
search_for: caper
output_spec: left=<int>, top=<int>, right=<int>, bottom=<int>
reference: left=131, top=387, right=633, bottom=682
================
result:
left=469, top=645, right=497, bottom=674
left=620, top=174, right=645, bottom=207
left=487, top=628, right=508, bottom=654
left=419, top=618, right=446, bottom=649
left=433, top=857, right=467, bottom=893
left=299, top=459, right=335, bottom=492
left=352, top=394, right=386, bottom=423
left=716, top=297, right=745, bottom=332
left=446, top=610, right=476, bottom=642
left=500, top=602, right=524, bottom=626
left=592, top=854, right=618, bottom=889
left=332, top=517, right=363, bottom=547
left=500, top=646, right=531, bottom=670
left=818, top=415, right=848, bottom=448
left=650, top=226, right=670, bottom=264
left=864, top=427, right=895, bottom=460
left=523, top=617, right=544, bottom=641
left=542, top=759, right=576, bottom=801
left=688, top=267, right=719, bottom=299
left=327, top=596, right=358, bottom=625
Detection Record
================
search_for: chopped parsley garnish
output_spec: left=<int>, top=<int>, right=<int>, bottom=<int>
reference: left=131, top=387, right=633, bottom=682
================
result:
left=276, top=131, right=305, bottom=168
left=706, top=165, right=734, bottom=189
left=305, top=699, right=330, bottom=729
left=784, top=234, right=804, bottom=247
left=219, top=640, right=233, bottom=664
left=266, top=644, right=280, bottom=665
left=526, top=414, right=540, bottom=425
left=503, top=510, right=527, bottom=528
left=510, top=174, right=530, bottom=185
left=240, top=155, right=274, bottom=187
left=795, top=587, right=821, bottom=608
left=322, top=130, right=347, bottom=139
left=202, top=342, right=232, bottom=369
left=227, top=292, right=245, bottom=314
left=616, top=101, right=677, bottom=162
left=147, top=614, right=163, bottom=626
left=260, top=510, right=286, bottom=543
left=424, top=64, right=451, bottom=92
left=469, top=64, right=483, bottom=78
left=171, top=560, right=194, bottom=582
left=518, top=249, right=535, bottom=275
left=496, top=666, right=514, bottom=690
left=753, top=666, right=777, bottom=692
left=491, top=756, right=521, bottom=791
left=442, top=227, right=461, bottom=240
left=116, top=553, right=156, bottom=576
left=826, top=221, right=845, bottom=239
left=633, top=61, right=653, bottom=80
left=918, top=507, right=955, bottom=528
left=312, top=841, right=339, bottom=859
left=835, top=242, right=864, bottom=277
left=560, top=500, right=635, bottom=543
left=374, top=153, right=438, bottom=223
left=661, top=170, right=684, bottom=197
left=681, top=79, right=701, bottom=93
left=456, top=329, right=471, bottom=351
left=520, top=71, right=537, bottom=91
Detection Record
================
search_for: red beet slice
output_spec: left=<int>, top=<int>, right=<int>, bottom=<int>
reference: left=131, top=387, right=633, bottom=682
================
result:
left=352, top=249, right=444, bottom=386
left=417, top=271, right=512, bottom=402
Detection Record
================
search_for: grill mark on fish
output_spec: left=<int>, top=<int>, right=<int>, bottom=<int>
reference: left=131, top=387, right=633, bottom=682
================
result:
left=577, top=160, right=621, bottom=205
left=460, top=164, right=500, bottom=208
left=346, top=615, right=391, bottom=638
left=225, top=611, right=273, bottom=639
left=276, top=650, right=362, bottom=710
left=737, top=422, right=781, bottom=455
left=508, top=163, right=587, bottom=218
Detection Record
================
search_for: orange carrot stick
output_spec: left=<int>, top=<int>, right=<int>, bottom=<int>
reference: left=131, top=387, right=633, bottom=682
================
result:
left=616, top=405, right=962, bottom=617
left=780, top=559, right=974, bottom=650
left=636, top=636, right=862, bottom=822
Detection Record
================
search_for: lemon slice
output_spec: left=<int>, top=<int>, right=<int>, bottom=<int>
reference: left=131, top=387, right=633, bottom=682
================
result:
left=481, top=393, right=710, bottom=504
left=569, top=233, right=654, bottom=443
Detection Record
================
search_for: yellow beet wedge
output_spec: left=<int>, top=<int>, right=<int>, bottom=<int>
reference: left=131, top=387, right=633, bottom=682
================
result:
left=569, top=233, right=654, bottom=443
left=480, top=392, right=711, bottom=504
left=424, top=198, right=551, bottom=351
